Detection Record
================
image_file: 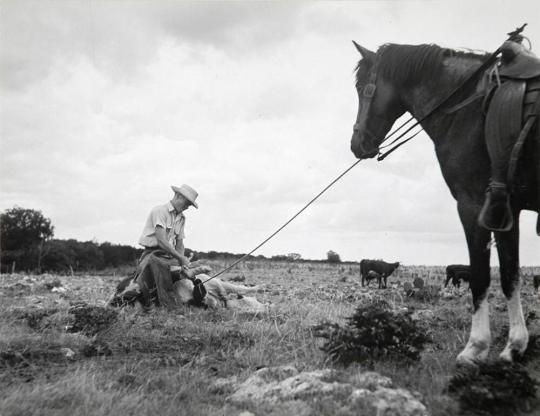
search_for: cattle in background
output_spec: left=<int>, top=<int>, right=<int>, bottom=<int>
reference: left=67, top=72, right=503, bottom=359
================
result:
left=534, top=275, right=540, bottom=292
left=445, top=265, right=471, bottom=289
left=360, top=259, right=400, bottom=288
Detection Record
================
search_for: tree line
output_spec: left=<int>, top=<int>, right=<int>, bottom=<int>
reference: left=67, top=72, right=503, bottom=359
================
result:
left=0, top=207, right=343, bottom=273
left=0, top=207, right=144, bottom=273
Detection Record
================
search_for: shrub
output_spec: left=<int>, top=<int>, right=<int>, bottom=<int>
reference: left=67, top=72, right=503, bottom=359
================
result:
left=413, top=277, right=425, bottom=289
left=449, top=361, right=538, bottom=415
left=67, top=304, right=118, bottom=336
left=313, top=304, right=429, bottom=365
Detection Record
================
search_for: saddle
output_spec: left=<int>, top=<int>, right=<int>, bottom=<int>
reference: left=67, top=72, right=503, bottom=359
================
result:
left=483, top=41, right=540, bottom=234
left=498, top=41, right=540, bottom=79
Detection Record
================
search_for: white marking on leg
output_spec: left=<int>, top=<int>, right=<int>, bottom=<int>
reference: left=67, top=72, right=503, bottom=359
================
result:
left=500, top=282, right=529, bottom=361
left=457, top=295, right=491, bottom=364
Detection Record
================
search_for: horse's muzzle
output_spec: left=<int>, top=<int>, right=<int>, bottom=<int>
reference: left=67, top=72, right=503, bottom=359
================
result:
left=351, top=132, right=379, bottom=159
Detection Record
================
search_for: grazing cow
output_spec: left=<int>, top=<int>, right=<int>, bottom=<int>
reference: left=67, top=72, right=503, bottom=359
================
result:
left=360, top=259, right=400, bottom=288
left=445, top=265, right=471, bottom=289
left=533, top=275, right=540, bottom=291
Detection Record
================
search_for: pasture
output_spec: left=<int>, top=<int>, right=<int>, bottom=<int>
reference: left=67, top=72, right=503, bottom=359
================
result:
left=1, top=260, right=539, bottom=416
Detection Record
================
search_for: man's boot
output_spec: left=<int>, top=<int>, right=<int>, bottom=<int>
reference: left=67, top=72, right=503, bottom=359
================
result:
left=478, top=181, right=513, bottom=232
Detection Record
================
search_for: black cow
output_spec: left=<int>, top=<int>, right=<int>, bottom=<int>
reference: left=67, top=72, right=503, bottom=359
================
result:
left=360, top=259, right=400, bottom=288
left=533, top=275, right=540, bottom=291
left=445, top=264, right=471, bottom=289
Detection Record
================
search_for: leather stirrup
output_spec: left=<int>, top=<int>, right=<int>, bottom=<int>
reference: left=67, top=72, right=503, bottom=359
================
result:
left=478, top=183, right=514, bottom=232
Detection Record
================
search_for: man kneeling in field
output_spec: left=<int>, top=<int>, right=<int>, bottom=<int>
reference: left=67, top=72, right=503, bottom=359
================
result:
left=108, top=184, right=262, bottom=312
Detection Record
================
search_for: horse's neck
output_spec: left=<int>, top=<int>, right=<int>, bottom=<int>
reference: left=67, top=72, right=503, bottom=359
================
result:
left=399, top=55, right=486, bottom=144
left=396, top=55, right=491, bottom=197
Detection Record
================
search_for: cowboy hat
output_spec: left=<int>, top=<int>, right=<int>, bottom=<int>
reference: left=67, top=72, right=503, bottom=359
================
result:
left=171, top=184, right=199, bottom=208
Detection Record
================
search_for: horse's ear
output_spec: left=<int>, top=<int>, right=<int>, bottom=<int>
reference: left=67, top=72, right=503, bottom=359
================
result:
left=352, top=41, right=376, bottom=62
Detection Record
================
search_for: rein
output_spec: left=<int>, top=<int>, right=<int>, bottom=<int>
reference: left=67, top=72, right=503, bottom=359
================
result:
left=371, top=24, right=529, bottom=161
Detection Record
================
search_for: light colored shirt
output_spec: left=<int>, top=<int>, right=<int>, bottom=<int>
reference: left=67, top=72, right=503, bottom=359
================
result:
left=138, top=202, right=185, bottom=248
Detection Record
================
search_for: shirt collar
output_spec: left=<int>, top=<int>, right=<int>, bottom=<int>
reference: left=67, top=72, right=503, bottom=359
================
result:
left=167, top=201, right=184, bottom=218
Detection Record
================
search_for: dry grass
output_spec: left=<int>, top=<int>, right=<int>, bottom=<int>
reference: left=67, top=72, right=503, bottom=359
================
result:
left=0, top=260, right=539, bottom=416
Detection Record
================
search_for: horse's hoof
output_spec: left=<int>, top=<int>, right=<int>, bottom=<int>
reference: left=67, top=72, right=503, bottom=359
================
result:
left=456, top=353, right=483, bottom=366
left=500, top=341, right=528, bottom=362
left=457, top=341, right=490, bottom=365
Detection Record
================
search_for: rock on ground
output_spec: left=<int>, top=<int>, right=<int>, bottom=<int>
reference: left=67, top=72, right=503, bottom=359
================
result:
left=222, top=366, right=428, bottom=416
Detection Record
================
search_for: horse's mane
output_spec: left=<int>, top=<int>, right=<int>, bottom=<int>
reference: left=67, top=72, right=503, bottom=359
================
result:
left=368, top=43, right=489, bottom=86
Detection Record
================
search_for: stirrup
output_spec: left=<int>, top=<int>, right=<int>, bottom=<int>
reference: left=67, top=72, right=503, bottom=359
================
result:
left=478, top=183, right=513, bottom=232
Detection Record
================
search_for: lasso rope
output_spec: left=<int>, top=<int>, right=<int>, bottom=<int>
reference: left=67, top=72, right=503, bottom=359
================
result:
left=204, top=24, right=528, bottom=283
left=205, top=159, right=363, bottom=282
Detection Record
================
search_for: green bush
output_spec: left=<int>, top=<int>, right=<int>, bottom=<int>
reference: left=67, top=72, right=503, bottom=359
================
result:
left=314, top=304, right=429, bottom=365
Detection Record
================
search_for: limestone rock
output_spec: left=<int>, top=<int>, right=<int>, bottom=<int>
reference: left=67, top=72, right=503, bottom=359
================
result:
left=371, top=387, right=428, bottom=416
left=411, top=309, right=435, bottom=322
left=226, top=366, right=428, bottom=416
left=227, top=367, right=351, bottom=405
left=349, top=371, right=393, bottom=390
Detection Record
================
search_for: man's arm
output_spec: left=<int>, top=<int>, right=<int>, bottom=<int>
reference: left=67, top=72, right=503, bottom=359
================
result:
left=154, top=226, right=190, bottom=266
left=175, top=237, right=185, bottom=258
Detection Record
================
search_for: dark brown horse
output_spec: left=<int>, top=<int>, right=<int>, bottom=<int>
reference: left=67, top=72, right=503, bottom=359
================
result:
left=350, top=42, right=539, bottom=363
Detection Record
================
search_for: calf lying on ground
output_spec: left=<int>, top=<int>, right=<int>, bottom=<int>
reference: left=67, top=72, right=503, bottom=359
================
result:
left=175, top=274, right=263, bottom=312
left=445, top=264, right=471, bottom=288
left=108, top=264, right=262, bottom=312
left=360, top=259, right=400, bottom=288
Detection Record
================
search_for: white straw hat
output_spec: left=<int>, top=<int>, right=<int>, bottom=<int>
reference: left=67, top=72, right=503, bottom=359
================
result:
left=171, top=184, right=198, bottom=208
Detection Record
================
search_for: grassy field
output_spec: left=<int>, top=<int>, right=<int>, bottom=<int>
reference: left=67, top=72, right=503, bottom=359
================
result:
left=1, top=260, right=539, bottom=416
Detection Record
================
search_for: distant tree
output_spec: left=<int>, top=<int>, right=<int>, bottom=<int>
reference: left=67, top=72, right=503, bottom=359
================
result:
left=271, top=255, right=289, bottom=261
left=287, top=253, right=302, bottom=261
left=68, top=240, right=105, bottom=270
left=327, top=250, right=341, bottom=263
left=0, top=206, right=54, bottom=271
left=100, top=242, right=141, bottom=267
left=41, top=239, right=76, bottom=272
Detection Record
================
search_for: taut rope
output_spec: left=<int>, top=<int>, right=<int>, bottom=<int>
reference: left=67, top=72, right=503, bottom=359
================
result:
left=204, top=24, right=529, bottom=283
left=205, top=158, right=363, bottom=282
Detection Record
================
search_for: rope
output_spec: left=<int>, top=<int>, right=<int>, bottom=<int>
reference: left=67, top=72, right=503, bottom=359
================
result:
left=203, top=24, right=529, bottom=283
left=205, top=158, right=364, bottom=282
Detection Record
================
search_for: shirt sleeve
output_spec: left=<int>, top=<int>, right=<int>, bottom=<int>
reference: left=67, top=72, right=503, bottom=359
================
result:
left=151, top=205, right=169, bottom=230
left=174, top=217, right=186, bottom=240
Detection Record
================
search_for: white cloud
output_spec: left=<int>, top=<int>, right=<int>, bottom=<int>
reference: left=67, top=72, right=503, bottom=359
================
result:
left=1, top=1, right=539, bottom=264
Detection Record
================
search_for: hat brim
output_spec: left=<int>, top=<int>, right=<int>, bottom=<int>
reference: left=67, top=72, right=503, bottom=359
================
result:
left=171, top=186, right=198, bottom=208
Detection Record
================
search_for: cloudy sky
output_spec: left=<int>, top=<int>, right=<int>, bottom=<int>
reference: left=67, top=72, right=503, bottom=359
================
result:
left=1, top=0, right=539, bottom=265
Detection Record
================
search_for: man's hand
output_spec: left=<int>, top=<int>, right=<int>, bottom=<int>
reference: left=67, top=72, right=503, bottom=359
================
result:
left=182, top=266, right=195, bottom=280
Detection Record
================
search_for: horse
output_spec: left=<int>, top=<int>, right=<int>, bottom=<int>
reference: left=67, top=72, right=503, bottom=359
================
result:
left=350, top=41, right=539, bottom=364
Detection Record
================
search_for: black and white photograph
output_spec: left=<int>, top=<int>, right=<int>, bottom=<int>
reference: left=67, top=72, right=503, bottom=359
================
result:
left=1, top=1, right=539, bottom=415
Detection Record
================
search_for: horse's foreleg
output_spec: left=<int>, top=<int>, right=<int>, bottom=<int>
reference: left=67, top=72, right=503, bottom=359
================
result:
left=456, top=201, right=493, bottom=364
left=495, top=215, right=528, bottom=361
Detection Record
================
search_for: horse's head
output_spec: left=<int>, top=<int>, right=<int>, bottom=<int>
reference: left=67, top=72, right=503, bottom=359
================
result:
left=350, top=42, right=406, bottom=159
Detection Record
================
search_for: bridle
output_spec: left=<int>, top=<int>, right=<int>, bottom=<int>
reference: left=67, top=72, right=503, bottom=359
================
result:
left=352, top=59, right=382, bottom=157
